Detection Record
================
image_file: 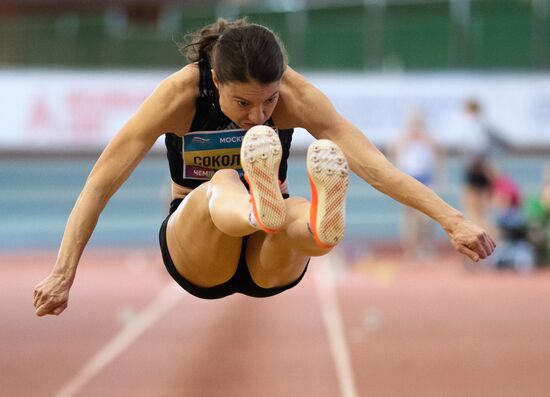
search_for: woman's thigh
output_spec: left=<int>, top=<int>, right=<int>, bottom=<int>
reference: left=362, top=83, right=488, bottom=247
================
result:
left=165, top=183, right=243, bottom=287
left=245, top=197, right=314, bottom=288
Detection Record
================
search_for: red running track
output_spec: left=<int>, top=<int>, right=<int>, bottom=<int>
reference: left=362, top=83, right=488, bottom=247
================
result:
left=2, top=248, right=550, bottom=397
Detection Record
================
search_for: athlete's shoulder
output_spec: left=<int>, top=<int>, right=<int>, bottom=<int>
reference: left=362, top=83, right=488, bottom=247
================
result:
left=281, top=66, right=328, bottom=105
left=133, top=64, right=200, bottom=136
left=158, top=63, right=200, bottom=100
left=274, top=66, right=328, bottom=128
left=144, top=64, right=200, bottom=126
left=281, top=66, right=311, bottom=94
left=275, top=66, right=342, bottom=134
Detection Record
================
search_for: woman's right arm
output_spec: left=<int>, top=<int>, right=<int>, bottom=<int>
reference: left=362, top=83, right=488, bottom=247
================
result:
left=33, top=66, right=198, bottom=317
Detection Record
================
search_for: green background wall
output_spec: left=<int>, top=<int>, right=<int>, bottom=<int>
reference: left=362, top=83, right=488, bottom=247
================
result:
left=0, top=0, right=548, bottom=70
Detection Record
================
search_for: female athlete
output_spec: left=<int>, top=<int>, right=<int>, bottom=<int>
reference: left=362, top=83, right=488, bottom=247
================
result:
left=34, top=18, right=495, bottom=315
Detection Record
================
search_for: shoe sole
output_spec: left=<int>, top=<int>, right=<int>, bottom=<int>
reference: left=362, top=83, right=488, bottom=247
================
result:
left=307, top=139, right=349, bottom=248
left=241, top=126, right=286, bottom=233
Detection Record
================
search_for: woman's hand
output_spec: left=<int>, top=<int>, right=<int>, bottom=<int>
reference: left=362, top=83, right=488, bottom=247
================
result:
left=33, top=273, right=73, bottom=316
left=446, top=217, right=496, bottom=261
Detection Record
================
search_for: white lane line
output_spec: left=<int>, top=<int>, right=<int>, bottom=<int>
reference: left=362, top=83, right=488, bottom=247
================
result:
left=313, top=255, right=359, bottom=397
left=54, top=282, right=183, bottom=397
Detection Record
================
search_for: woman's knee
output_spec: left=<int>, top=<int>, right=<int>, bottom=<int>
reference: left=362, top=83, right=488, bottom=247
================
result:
left=285, top=196, right=309, bottom=210
left=210, top=169, right=241, bottom=184
left=285, top=196, right=309, bottom=206
left=207, top=169, right=243, bottom=199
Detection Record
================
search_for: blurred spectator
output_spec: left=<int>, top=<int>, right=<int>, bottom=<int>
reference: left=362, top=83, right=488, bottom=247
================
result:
left=457, top=99, right=513, bottom=235
left=489, top=172, right=535, bottom=273
left=460, top=99, right=496, bottom=234
left=390, top=109, right=441, bottom=261
left=523, top=169, right=550, bottom=267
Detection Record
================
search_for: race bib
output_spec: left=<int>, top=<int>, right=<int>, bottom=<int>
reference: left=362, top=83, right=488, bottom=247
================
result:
left=182, top=129, right=246, bottom=180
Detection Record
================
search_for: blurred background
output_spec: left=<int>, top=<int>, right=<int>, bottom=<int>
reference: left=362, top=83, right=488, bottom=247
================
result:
left=1, top=0, right=549, bottom=262
left=2, top=1, right=550, bottom=396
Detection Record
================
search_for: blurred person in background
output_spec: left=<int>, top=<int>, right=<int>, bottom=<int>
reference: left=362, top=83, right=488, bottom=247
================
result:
left=489, top=171, right=535, bottom=273
left=524, top=167, right=550, bottom=267
left=460, top=99, right=495, bottom=234
left=390, top=108, right=442, bottom=262
left=459, top=99, right=512, bottom=237
left=33, top=18, right=495, bottom=316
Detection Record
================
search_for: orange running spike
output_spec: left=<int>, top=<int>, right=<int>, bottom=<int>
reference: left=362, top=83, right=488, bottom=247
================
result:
left=241, top=126, right=286, bottom=233
left=307, top=139, right=349, bottom=248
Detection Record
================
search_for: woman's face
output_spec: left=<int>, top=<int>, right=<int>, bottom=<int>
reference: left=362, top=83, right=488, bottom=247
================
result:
left=213, top=72, right=280, bottom=130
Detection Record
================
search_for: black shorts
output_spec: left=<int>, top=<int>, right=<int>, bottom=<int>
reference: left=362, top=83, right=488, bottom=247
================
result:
left=158, top=199, right=309, bottom=299
left=464, top=158, right=492, bottom=190
left=465, top=169, right=492, bottom=190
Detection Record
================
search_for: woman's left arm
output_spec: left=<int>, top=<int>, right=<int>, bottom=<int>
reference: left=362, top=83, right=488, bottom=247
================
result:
left=281, top=70, right=495, bottom=261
